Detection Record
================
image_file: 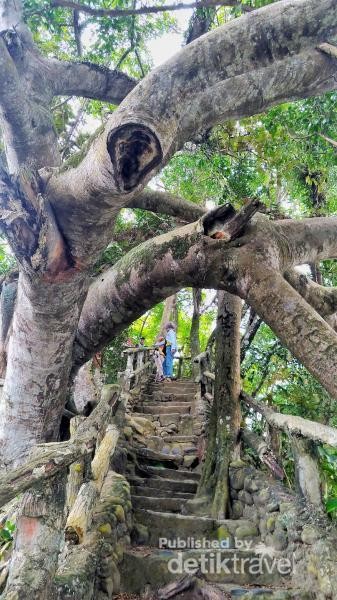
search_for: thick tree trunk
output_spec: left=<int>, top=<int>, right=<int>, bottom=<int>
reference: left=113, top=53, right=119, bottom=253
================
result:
left=160, top=295, right=177, bottom=335
left=190, top=288, right=202, bottom=378
left=4, top=475, right=67, bottom=599
left=291, top=437, right=323, bottom=509
left=0, top=273, right=87, bottom=467
left=198, top=291, right=241, bottom=519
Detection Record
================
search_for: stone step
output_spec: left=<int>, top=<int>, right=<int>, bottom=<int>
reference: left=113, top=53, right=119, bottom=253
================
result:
left=140, top=404, right=191, bottom=415
left=131, top=495, right=188, bottom=512
left=148, top=388, right=198, bottom=397
left=134, top=509, right=216, bottom=545
left=142, top=466, right=201, bottom=481
left=131, top=485, right=194, bottom=499
left=133, top=446, right=182, bottom=466
left=141, top=394, right=194, bottom=403
left=128, top=476, right=198, bottom=494
left=150, top=379, right=197, bottom=385
left=134, top=510, right=261, bottom=547
left=145, top=436, right=197, bottom=456
left=132, top=411, right=154, bottom=421
left=120, top=547, right=290, bottom=593
left=162, top=435, right=197, bottom=443
left=149, top=384, right=198, bottom=391
left=151, top=413, right=192, bottom=428
left=218, top=584, right=305, bottom=599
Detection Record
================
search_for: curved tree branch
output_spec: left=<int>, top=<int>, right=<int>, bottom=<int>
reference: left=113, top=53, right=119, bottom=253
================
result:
left=45, top=0, right=337, bottom=262
left=241, top=392, right=337, bottom=447
left=51, top=0, right=252, bottom=18
left=285, top=270, right=337, bottom=318
left=127, top=188, right=206, bottom=221
left=73, top=214, right=337, bottom=400
left=0, top=20, right=60, bottom=171
left=51, top=59, right=136, bottom=103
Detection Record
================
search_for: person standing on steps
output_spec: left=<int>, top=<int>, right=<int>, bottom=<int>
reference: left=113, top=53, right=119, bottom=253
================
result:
left=153, top=336, right=165, bottom=382
left=163, top=322, right=177, bottom=381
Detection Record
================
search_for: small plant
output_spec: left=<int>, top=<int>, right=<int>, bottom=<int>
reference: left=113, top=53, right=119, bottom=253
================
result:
left=0, top=520, right=15, bottom=556
left=326, top=498, right=337, bottom=514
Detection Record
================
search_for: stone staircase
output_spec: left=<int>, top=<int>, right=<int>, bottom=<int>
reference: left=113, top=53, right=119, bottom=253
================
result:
left=119, top=379, right=310, bottom=599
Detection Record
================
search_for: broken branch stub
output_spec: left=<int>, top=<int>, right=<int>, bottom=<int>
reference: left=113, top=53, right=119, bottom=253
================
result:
left=0, top=165, right=71, bottom=278
left=202, top=198, right=262, bottom=240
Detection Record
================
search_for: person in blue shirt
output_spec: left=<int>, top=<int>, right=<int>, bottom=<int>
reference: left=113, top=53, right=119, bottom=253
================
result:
left=163, top=322, right=177, bottom=380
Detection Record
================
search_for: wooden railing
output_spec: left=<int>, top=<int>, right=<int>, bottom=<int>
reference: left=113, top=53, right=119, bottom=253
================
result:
left=118, top=346, right=154, bottom=391
left=193, top=352, right=285, bottom=480
left=193, top=350, right=215, bottom=398
left=119, top=346, right=192, bottom=387
left=0, top=353, right=148, bottom=597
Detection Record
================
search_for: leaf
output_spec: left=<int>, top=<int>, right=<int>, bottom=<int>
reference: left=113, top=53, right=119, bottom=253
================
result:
left=326, top=498, right=337, bottom=513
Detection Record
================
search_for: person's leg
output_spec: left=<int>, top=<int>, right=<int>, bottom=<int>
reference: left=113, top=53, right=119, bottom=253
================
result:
left=157, top=356, right=164, bottom=379
left=166, top=346, right=173, bottom=378
left=160, top=356, right=165, bottom=380
left=163, top=352, right=168, bottom=377
left=154, top=355, right=162, bottom=381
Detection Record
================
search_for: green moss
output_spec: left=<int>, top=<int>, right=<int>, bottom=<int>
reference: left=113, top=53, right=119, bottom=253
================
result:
left=113, top=505, right=125, bottom=522
left=99, top=523, right=112, bottom=535
left=114, top=232, right=201, bottom=289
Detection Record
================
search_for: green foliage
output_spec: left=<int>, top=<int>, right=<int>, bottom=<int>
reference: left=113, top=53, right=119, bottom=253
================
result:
left=326, top=498, right=337, bottom=514
left=0, top=242, right=16, bottom=275
left=0, top=520, right=15, bottom=557
left=163, top=93, right=337, bottom=216
left=102, top=332, right=129, bottom=384
left=317, top=446, right=337, bottom=517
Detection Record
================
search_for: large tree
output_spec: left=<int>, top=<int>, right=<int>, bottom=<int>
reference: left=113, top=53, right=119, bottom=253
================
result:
left=0, top=0, right=337, bottom=474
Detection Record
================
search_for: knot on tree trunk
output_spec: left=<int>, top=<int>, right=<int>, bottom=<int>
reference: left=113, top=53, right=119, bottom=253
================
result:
left=107, top=123, right=163, bottom=192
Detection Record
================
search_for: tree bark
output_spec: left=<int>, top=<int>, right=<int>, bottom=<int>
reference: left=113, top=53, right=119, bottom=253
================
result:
left=291, top=437, right=323, bottom=509
left=191, top=288, right=202, bottom=378
left=160, top=295, right=177, bottom=336
left=3, top=475, right=67, bottom=599
left=0, top=273, right=87, bottom=467
left=241, top=393, right=337, bottom=448
left=198, top=291, right=242, bottom=519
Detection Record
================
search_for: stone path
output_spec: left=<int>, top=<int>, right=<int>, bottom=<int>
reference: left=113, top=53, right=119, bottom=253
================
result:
left=119, top=379, right=309, bottom=599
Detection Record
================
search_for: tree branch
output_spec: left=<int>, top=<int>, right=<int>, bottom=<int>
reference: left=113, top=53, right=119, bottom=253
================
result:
left=241, top=392, right=337, bottom=448
left=241, top=428, right=284, bottom=480
left=127, top=188, right=206, bottom=221
left=45, top=0, right=337, bottom=253
left=73, top=214, right=337, bottom=401
left=0, top=166, right=72, bottom=279
left=0, top=389, right=120, bottom=508
left=285, top=270, right=337, bottom=318
left=51, top=59, right=136, bottom=103
left=73, top=9, right=82, bottom=56
left=240, top=308, right=262, bottom=361
left=73, top=201, right=260, bottom=365
left=0, top=32, right=60, bottom=171
left=51, top=0, right=252, bottom=18
left=243, top=268, right=337, bottom=399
